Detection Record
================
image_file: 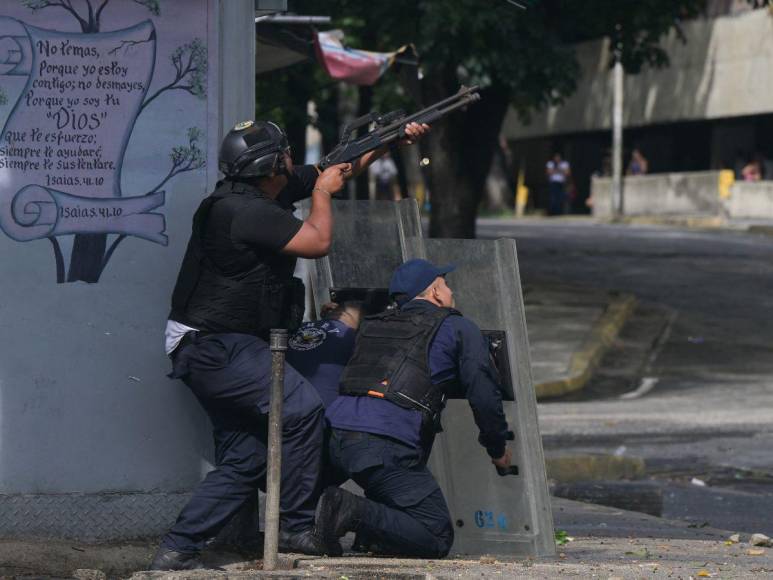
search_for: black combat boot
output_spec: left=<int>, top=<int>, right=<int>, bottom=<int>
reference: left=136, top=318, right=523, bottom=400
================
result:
left=149, top=545, right=206, bottom=571
left=278, top=528, right=341, bottom=556
left=315, top=487, right=367, bottom=547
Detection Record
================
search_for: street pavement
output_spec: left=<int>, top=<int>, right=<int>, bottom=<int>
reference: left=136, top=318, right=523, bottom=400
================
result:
left=524, top=285, right=609, bottom=390
left=480, top=217, right=773, bottom=536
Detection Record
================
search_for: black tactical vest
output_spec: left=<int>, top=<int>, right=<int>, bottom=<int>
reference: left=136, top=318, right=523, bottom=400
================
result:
left=169, top=181, right=304, bottom=339
left=339, top=305, right=461, bottom=423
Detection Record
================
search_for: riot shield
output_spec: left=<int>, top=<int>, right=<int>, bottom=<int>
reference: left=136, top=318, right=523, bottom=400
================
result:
left=299, top=199, right=422, bottom=312
left=406, top=238, right=556, bottom=557
left=302, top=199, right=554, bottom=558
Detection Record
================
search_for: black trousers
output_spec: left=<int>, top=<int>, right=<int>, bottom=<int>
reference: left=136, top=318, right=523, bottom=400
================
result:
left=548, top=181, right=567, bottom=215
left=327, top=428, right=454, bottom=558
left=163, top=332, right=325, bottom=554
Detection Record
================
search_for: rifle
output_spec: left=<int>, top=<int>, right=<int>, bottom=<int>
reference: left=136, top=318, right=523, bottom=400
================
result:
left=318, top=85, right=481, bottom=171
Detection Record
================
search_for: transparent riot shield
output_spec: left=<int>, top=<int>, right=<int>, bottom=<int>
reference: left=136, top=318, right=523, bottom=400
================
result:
left=302, top=199, right=554, bottom=558
left=299, top=199, right=422, bottom=313
left=406, top=238, right=555, bottom=557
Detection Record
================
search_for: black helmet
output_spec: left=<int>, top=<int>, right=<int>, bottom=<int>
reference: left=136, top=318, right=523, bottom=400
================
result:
left=218, top=120, right=290, bottom=178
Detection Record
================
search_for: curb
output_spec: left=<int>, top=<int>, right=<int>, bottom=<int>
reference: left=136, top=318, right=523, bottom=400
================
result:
left=604, top=215, right=773, bottom=237
left=748, top=224, right=773, bottom=237
left=535, top=293, right=637, bottom=399
left=607, top=215, right=726, bottom=229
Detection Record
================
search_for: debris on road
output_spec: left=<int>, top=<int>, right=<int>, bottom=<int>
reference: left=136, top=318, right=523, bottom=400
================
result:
left=750, top=533, right=772, bottom=547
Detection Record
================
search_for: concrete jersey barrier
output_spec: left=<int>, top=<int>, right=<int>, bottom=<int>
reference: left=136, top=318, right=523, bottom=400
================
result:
left=593, top=170, right=773, bottom=220
left=592, top=171, right=724, bottom=218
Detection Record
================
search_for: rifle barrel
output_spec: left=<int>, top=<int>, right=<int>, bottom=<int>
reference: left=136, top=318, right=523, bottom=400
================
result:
left=374, top=85, right=480, bottom=137
left=318, top=85, right=481, bottom=169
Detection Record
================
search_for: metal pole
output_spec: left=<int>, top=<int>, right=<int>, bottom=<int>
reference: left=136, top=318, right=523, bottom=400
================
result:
left=263, top=328, right=288, bottom=571
left=612, top=42, right=624, bottom=217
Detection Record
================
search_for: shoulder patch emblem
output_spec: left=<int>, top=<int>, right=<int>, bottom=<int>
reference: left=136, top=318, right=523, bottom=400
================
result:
left=289, top=326, right=326, bottom=351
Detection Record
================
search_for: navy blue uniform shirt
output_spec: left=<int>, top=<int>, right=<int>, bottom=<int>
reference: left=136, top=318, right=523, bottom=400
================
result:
left=325, top=300, right=509, bottom=459
left=286, top=319, right=356, bottom=408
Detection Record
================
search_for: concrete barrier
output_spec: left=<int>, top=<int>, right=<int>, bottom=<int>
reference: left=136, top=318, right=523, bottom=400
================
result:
left=724, top=181, right=773, bottom=219
left=593, top=170, right=773, bottom=221
left=592, top=171, right=724, bottom=218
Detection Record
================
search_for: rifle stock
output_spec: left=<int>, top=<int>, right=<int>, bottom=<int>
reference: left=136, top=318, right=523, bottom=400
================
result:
left=318, top=85, right=481, bottom=170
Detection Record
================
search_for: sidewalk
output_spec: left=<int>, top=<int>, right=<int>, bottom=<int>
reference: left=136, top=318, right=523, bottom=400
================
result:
left=612, top=214, right=773, bottom=236
left=525, top=284, right=637, bottom=399
left=7, top=497, right=770, bottom=578
left=478, top=213, right=773, bottom=236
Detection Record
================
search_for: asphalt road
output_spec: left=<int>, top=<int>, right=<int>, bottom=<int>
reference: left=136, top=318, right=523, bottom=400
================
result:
left=479, top=218, right=773, bottom=534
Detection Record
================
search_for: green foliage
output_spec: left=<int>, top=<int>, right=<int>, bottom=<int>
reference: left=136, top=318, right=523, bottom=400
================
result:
left=554, top=0, right=706, bottom=73
left=255, top=60, right=338, bottom=159
left=289, top=0, right=705, bottom=119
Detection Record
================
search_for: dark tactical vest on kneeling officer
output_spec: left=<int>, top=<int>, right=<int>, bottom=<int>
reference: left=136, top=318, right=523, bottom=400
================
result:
left=339, top=306, right=462, bottom=428
left=170, top=181, right=305, bottom=339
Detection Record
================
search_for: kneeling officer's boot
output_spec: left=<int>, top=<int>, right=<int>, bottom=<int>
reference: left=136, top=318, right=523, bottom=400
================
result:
left=315, top=487, right=366, bottom=547
left=278, top=528, right=338, bottom=556
left=149, top=545, right=206, bottom=571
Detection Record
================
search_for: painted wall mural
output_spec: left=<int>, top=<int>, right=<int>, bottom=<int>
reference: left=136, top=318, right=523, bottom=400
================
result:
left=0, top=0, right=207, bottom=283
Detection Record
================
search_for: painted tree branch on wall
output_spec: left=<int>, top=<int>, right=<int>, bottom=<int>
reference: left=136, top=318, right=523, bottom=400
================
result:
left=22, top=0, right=159, bottom=33
left=101, top=127, right=205, bottom=271
left=139, top=38, right=206, bottom=113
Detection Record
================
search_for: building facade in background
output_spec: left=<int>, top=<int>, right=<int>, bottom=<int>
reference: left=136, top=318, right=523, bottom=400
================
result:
left=503, top=1, right=773, bottom=212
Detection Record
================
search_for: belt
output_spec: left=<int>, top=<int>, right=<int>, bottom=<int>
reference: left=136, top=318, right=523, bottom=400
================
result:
left=169, top=330, right=212, bottom=359
left=337, top=430, right=368, bottom=441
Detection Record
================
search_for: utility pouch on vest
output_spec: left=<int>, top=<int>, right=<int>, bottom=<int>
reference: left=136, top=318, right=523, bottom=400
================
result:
left=284, top=276, right=306, bottom=332
left=253, top=275, right=305, bottom=336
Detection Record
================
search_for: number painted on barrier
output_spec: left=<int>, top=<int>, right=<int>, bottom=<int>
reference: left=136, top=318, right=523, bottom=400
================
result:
left=474, top=510, right=508, bottom=530
left=474, top=510, right=495, bottom=528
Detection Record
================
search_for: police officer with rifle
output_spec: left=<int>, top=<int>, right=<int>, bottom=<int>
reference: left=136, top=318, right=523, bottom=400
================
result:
left=151, top=119, right=429, bottom=570
left=317, top=259, right=512, bottom=558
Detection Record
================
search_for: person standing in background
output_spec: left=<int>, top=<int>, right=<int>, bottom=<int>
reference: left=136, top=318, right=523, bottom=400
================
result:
left=545, top=152, right=571, bottom=216
left=369, top=152, right=399, bottom=201
left=627, top=148, right=649, bottom=176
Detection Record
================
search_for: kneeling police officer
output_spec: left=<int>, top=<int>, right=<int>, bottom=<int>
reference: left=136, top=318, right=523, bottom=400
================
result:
left=317, top=259, right=513, bottom=558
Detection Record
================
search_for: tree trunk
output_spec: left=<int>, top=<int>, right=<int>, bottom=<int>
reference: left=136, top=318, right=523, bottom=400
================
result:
left=425, top=80, right=511, bottom=238
left=391, top=145, right=409, bottom=199
left=67, top=233, right=107, bottom=283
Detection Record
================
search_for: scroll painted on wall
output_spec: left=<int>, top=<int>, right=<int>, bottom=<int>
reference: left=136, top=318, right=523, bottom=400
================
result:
left=0, top=0, right=207, bottom=283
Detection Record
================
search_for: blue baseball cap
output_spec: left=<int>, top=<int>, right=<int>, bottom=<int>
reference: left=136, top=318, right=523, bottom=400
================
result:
left=389, top=259, right=456, bottom=304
